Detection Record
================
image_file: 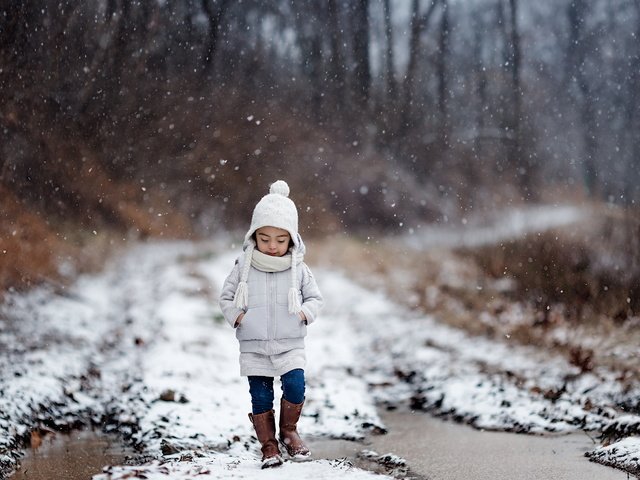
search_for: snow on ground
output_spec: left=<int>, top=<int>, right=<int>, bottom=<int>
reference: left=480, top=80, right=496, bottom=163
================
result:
left=587, top=437, right=640, bottom=476
left=318, top=271, right=639, bottom=435
left=1, top=205, right=639, bottom=478
left=0, top=242, right=178, bottom=476
left=1, top=241, right=390, bottom=479
left=91, top=246, right=386, bottom=479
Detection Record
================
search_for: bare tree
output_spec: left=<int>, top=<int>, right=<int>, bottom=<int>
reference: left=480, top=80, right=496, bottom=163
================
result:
left=506, top=0, right=527, bottom=194
left=436, top=0, right=450, bottom=147
left=352, top=0, right=372, bottom=107
left=623, top=3, right=640, bottom=202
left=566, top=0, right=598, bottom=196
left=400, top=0, right=439, bottom=135
left=494, top=0, right=528, bottom=194
left=309, top=34, right=324, bottom=121
left=328, top=0, right=347, bottom=109
left=290, top=2, right=326, bottom=120
left=4, top=0, right=640, bottom=241
left=470, top=5, right=489, bottom=180
left=201, top=0, right=231, bottom=76
left=382, top=0, right=397, bottom=101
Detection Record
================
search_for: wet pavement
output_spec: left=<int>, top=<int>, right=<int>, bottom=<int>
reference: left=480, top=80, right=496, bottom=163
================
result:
left=10, top=430, right=134, bottom=480
left=311, top=410, right=631, bottom=480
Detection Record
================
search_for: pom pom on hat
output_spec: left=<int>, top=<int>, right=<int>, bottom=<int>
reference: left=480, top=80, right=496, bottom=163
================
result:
left=270, top=180, right=290, bottom=197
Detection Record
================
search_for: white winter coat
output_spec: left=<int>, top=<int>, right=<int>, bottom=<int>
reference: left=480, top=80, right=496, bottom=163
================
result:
left=219, top=255, right=323, bottom=357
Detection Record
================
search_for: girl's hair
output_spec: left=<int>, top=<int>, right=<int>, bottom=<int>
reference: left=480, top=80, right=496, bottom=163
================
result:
left=252, top=231, right=294, bottom=250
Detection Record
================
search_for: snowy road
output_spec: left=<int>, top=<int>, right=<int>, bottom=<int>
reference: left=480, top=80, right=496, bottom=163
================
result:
left=1, top=241, right=392, bottom=479
left=1, top=207, right=640, bottom=479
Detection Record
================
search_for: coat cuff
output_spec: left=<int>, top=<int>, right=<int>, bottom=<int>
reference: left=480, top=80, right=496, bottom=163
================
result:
left=301, top=305, right=314, bottom=325
left=226, top=308, right=244, bottom=328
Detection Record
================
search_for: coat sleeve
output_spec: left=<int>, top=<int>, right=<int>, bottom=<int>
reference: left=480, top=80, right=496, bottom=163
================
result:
left=299, top=263, right=323, bottom=325
left=218, top=260, right=245, bottom=328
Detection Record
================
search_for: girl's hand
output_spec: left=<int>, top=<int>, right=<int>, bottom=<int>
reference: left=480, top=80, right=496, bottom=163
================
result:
left=234, top=313, right=245, bottom=328
left=299, top=311, right=307, bottom=324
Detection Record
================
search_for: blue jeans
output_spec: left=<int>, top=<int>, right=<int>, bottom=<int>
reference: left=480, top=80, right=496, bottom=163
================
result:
left=248, top=368, right=305, bottom=414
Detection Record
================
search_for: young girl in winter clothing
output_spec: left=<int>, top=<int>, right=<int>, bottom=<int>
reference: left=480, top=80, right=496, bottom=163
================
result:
left=219, top=180, right=323, bottom=469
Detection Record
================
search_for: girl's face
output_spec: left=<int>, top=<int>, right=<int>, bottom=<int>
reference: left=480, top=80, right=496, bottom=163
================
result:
left=255, top=226, right=291, bottom=257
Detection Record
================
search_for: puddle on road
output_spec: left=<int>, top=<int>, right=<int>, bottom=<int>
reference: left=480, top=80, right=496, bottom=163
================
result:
left=310, top=411, right=630, bottom=480
left=369, top=411, right=629, bottom=480
left=11, top=430, right=134, bottom=480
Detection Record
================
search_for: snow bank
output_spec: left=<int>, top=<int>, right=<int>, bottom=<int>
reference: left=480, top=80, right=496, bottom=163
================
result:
left=587, top=437, right=640, bottom=476
left=0, top=242, right=182, bottom=475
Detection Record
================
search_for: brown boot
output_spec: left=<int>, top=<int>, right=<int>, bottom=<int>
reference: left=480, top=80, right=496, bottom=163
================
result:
left=248, top=410, right=283, bottom=468
left=279, top=398, right=311, bottom=460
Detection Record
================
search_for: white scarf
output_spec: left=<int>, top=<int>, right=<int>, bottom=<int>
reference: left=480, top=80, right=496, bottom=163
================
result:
left=233, top=240, right=305, bottom=314
left=251, top=250, right=297, bottom=272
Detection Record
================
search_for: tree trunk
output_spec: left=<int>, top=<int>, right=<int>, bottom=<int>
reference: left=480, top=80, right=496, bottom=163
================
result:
left=327, top=0, right=347, bottom=110
left=309, top=32, right=324, bottom=121
left=567, top=0, right=598, bottom=197
left=437, top=0, right=450, bottom=148
left=507, top=0, right=527, bottom=194
left=382, top=0, right=397, bottom=101
left=472, top=10, right=487, bottom=167
left=623, top=4, right=640, bottom=204
left=352, top=0, right=371, bottom=107
left=77, top=0, right=131, bottom=118
left=400, top=0, right=439, bottom=135
left=201, top=0, right=230, bottom=76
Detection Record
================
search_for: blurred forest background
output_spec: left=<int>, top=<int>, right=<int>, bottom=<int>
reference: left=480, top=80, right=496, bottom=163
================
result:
left=1, top=0, right=639, bottom=305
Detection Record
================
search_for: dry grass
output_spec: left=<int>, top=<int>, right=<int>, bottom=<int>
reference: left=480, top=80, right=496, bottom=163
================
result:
left=0, top=184, right=135, bottom=297
left=468, top=204, right=640, bottom=323
left=0, top=185, right=65, bottom=292
left=306, top=208, right=640, bottom=382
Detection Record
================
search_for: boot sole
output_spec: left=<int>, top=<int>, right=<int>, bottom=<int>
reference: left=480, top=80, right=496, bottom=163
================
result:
left=279, top=440, right=312, bottom=462
left=261, top=455, right=284, bottom=469
left=288, top=453, right=312, bottom=462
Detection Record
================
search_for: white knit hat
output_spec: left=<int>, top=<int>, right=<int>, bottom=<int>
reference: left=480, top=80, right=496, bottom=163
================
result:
left=243, top=179, right=299, bottom=248
left=234, top=180, right=304, bottom=314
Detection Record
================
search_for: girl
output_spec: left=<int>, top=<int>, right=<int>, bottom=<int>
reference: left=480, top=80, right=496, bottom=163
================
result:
left=219, top=180, right=323, bottom=469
